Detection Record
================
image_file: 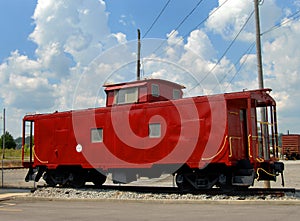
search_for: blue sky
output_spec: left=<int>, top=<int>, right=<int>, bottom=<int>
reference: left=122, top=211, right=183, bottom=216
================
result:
left=0, top=0, right=36, bottom=61
left=1, top=0, right=300, bottom=137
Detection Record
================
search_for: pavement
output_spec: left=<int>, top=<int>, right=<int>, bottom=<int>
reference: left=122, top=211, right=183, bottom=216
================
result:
left=0, top=188, right=30, bottom=201
left=1, top=199, right=299, bottom=221
left=0, top=192, right=29, bottom=201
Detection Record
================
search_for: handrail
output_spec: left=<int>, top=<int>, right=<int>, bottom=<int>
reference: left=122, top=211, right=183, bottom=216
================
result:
left=258, top=121, right=273, bottom=126
left=229, top=136, right=241, bottom=157
left=256, top=157, right=264, bottom=162
left=248, top=134, right=253, bottom=158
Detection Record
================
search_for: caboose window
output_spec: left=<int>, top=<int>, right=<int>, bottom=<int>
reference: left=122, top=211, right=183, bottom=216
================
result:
left=173, top=89, right=180, bottom=99
left=151, top=84, right=159, bottom=97
left=91, top=128, right=103, bottom=143
left=115, top=87, right=138, bottom=104
left=149, top=123, right=161, bottom=138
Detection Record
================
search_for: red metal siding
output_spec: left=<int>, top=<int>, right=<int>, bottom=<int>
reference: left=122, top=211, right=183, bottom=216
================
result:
left=23, top=88, right=277, bottom=173
left=29, top=95, right=231, bottom=170
left=282, top=135, right=300, bottom=154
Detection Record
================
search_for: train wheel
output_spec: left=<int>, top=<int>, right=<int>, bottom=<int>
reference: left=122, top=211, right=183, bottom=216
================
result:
left=175, top=173, right=194, bottom=191
left=217, top=173, right=234, bottom=190
left=87, top=169, right=107, bottom=187
left=92, top=174, right=107, bottom=187
left=43, top=171, right=56, bottom=187
left=70, top=172, right=86, bottom=188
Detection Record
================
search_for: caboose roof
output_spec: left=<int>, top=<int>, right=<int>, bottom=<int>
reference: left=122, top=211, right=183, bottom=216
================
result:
left=104, top=78, right=185, bottom=92
left=224, top=88, right=275, bottom=104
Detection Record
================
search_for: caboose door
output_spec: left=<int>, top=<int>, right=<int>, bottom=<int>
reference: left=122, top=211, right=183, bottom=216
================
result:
left=227, top=106, right=248, bottom=161
left=22, top=119, right=34, bottom=168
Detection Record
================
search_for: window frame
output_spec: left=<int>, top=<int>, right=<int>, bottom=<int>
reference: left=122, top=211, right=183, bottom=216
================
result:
left=91, top=128, right=103, bottom=143
left=173, top=89, right=181, bottom=99
left=151, top=84, right=160, bottom=97
left=149, top=123, right=161, bottom=138
left=114, top=87, right=138, bottom=105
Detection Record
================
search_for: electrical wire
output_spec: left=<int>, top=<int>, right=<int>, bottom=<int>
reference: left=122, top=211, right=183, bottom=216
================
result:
left=223, top=42, right=256, bottom=91
left=261, top=9, right=300, bottom=36
left=188, top=9, right=255, bottom=93
left=222, top=8, right=300, bottom=92
left=184, top=0, right=230, bottom=38
left=167, top=0, right=205, bottom=40
left=153, top=0, right=230, bottom=56
left=211, top=41, right=255, bottom=92
left=143, top=0, right=172, bottom=38
left=143, top=0, right=266, bottom=93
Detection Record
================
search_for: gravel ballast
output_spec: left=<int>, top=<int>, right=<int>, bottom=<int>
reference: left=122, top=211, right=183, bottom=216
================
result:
left=29, top=186, right=300, bottom=202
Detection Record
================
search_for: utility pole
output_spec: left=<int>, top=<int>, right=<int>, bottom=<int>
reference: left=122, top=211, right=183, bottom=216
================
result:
left=137, top=29, right=141, bottom=81
left=255, top=0, right=264, bottom=89
left=254, top=0, right=270, bottom=188
left=1, top=108, right=5, bottom=188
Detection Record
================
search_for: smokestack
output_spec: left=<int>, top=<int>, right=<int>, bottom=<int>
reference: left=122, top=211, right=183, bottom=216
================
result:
left=137, top=29, right=141, bottom=81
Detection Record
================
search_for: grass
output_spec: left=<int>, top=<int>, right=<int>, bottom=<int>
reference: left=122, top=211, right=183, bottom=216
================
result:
left=1, top=149, right=23, bottom=160
left=0, top=148, right=30, bottom=167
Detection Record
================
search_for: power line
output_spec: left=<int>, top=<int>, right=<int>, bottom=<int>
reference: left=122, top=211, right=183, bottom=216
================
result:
left=167, top=0, right=205, bottom=39
left=184, top=0, right=230, bottom=38
left=153, top=0, right=230, bottom=56
left=223, top=42, right=256, bottom=91
left=212, top=41, right=255, bottom=91
left=221, top=9, right=300, bottom=91
left=261, top=9, right=300, bottom=36
left=220, top=8, right=300, bottom=92
left=188, top=9, right=255, bottom=93
left=143, top=0, right=172, bottom=38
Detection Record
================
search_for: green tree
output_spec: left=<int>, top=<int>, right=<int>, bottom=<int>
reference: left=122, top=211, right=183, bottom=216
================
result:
left=0, top=131, right=17, bottom=149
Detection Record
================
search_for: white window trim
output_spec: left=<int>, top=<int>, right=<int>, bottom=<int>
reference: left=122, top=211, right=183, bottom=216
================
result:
left=114, top=87, right=138, bottom=104
left=149, top=123, right=161, bottom=138
left=151, top=84, right=160, bottom=97
left=173, top=89, right=180, bottom=99
left=91, top=128, right=103, bottom=143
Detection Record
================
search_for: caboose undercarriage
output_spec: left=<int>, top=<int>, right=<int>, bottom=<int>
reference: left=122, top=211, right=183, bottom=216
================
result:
left=175, top=162, right=256, bottom=190
left=26, top=166, right=107, bottom=188
left=175, top=161, right=284, bottom=190
left=25, top=159, right=284, bottom=190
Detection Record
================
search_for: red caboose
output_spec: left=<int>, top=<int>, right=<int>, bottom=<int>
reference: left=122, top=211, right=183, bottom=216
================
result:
left=22, top=79, right=284, bottom=189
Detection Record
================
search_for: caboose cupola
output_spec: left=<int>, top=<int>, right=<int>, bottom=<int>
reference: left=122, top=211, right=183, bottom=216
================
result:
left=104, top=79, right=185, bottom=107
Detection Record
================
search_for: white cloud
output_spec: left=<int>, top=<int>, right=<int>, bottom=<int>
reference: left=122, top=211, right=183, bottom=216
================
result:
left=118, top=14, right=136, bottom=27
left=111, top=32, right=127, bottom=44
left=206, top=0, right=281, bottom=42
left=165, top=30, right=184, bottom=60
left=206, top=0, right=253, bottom=41
left=184, top=29, right=215, bottom=60
left=0, top=0, right=114, bottom=137
left=0, top=51, right=55, bottom=110
left=30, top=0, right=110, bottom=68
left=261, top=18, right=300, bottom=133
